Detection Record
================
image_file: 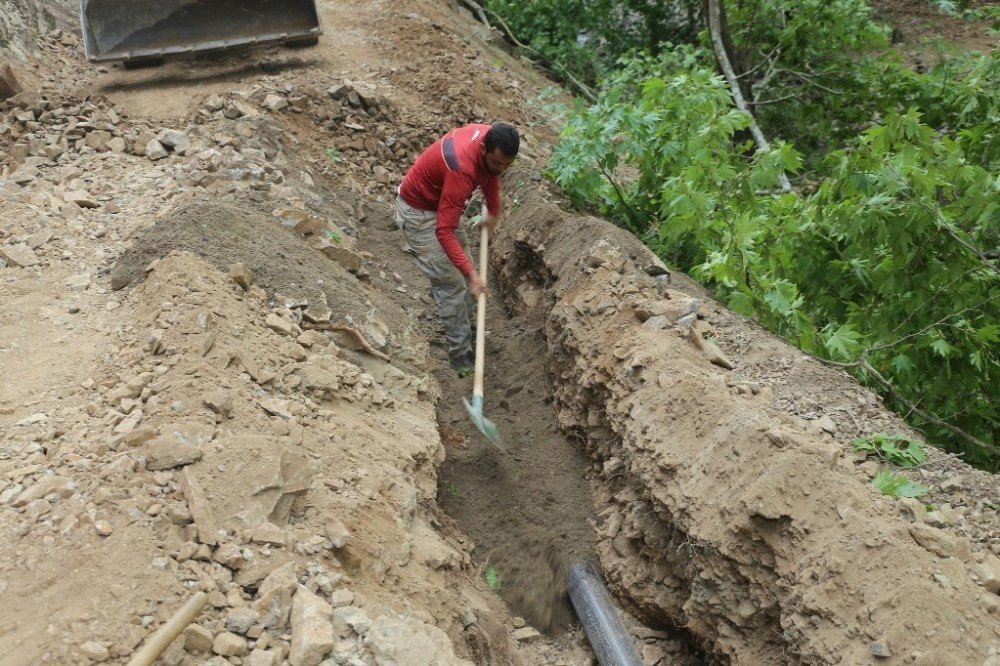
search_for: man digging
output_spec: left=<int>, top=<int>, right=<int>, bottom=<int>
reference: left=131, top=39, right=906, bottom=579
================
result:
left=396, top=122, right=520, bottom=376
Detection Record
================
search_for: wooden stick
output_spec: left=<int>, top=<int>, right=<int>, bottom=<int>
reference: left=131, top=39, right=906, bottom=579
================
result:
left=126, top=591, right=208, bottom=666
left=300, top=322, right=391, bottom=362
left=473, top=225, right=489, bottom=399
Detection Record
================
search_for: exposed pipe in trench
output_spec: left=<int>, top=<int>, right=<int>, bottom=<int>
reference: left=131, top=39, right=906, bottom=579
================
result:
left=566, top=562, right=643, bottom=665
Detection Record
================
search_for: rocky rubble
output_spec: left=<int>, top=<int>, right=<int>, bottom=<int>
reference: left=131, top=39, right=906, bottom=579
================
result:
left=0, top=248, right=498, bottom=663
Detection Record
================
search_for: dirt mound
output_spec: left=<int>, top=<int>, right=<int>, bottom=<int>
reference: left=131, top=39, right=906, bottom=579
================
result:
left=109, top=198, right=343, bottom=302
left=109, top=197, right=429, bottom=365
left=492, top=181, right=1000, bottom=664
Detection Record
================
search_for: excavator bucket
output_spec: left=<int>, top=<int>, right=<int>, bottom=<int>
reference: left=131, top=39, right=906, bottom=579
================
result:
left=79, top=0, right=322, bottom=64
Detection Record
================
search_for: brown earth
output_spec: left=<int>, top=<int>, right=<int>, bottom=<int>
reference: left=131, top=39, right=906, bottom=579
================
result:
left=1, top=1, right=999, bottom=666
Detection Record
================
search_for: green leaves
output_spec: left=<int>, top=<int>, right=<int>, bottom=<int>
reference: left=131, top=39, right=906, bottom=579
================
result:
left=550, top=45, right=999, bottom=468
left=872, top=471, right=930, bottom=498
left=852, top=433, right=928, bottom=468
left=824, top=325, right=863, bottom=360
left=485, top=566, right=502, bottom=593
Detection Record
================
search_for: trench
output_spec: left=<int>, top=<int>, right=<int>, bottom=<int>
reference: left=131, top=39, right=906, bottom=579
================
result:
left=357, top=197, right=707, bottom=664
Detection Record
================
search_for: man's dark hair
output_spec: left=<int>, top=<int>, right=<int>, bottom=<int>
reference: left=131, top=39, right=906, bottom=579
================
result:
left=484, top=123, right=520, bottom=157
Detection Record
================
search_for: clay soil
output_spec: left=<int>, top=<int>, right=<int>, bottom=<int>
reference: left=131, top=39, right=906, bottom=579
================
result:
left=1, top=0, right=999, bottom=665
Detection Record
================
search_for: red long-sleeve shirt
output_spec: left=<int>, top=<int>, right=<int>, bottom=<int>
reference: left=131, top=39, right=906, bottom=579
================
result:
left=399, top=124, right=501, bottom=277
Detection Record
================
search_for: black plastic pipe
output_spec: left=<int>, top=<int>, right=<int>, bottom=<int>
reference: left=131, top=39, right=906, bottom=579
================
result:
left=566, top=562, right=643, bottom=665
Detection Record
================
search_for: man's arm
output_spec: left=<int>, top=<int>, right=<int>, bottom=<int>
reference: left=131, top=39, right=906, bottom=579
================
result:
left=435, top=171, right=476, bottom=277
left=480, top=175, right=501, bottom=232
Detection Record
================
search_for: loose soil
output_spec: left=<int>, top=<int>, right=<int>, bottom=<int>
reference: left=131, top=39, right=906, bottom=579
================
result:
left=359, top=208, right=599, bottom=634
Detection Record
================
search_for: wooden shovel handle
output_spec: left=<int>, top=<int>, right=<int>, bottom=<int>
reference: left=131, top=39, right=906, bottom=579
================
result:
left=473, top=224, right=489, bottom=398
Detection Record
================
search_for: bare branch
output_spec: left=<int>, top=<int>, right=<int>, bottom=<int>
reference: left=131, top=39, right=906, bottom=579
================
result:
left=856, top=358, right=1000, bottom=457
left=779, top=68, right=845, bottom=95
left=459, top=0, right=597, bottom=102
left=808, top=351, right=999, bottom=457
left=752, top=93, right=801, bottom=106
left=706, top=0, right=792, bottom=192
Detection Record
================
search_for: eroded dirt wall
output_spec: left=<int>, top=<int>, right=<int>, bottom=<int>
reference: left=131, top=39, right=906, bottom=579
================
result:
left=492, top=183, right=1000, bottom=665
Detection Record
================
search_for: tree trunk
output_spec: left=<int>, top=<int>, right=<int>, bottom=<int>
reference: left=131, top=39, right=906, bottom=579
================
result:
left=705, top=0, right=791, bottom=192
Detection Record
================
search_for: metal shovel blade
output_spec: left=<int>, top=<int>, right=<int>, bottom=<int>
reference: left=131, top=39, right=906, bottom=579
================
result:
left=462, top=394, right=504, bottom=451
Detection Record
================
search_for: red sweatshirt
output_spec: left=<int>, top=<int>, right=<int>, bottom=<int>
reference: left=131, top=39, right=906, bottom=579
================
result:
left=399, top=124, right=501, bottom=277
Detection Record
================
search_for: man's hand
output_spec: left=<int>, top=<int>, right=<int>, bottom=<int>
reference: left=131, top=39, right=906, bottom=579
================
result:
left=467, top=272, right=489, bottom=300
left=480, top=210, right=499, bottom=233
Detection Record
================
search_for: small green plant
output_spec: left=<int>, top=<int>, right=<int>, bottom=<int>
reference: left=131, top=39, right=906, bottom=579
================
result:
left=852, top=433, right=928, bottom=468
left=485, top=565, right=502, bottom=593
left=324, top=147, right=341, bottom=162
left=872, top=470, right=930, bottom=499
left=323, top=229, right=342, bottom=245
left=447, top=481, right=458, bottom=496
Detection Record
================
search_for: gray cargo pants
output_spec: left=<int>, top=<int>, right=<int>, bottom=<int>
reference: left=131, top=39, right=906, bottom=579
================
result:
left=395, top=195, right=475, bottom=360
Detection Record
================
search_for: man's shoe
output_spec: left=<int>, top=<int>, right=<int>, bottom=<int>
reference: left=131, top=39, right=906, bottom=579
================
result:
left=449, top=350, right=475, bottom=378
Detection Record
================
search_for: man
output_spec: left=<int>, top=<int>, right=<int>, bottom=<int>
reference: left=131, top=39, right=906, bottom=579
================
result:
left=396, top=122, right=519, bottom=376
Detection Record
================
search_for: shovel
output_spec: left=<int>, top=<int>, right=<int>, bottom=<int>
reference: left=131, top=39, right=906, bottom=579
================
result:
left=462, top=224, right=504, bottom=451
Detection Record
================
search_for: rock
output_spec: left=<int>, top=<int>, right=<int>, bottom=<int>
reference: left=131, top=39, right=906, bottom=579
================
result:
left=14, top=475, right=74, bottom=507
left=94, top=520, right=113, bottom=536
left=260, top=398, right=293, bottom=420
left=0, top=243, right=40, bottom=267
left=246, top=649, right=278, bottom=666
left=324, top=517, right=351, bottom=549
left=816, top=414, right=837, bottom=434
left=229, top=262, right=253, bottom=288
left=332, top=606, right=372, bottom=638
left=364, top=615, right=470, bottom=665
left=297, top=330, right=327, bottom=348
left=869, top=641, right=892, bottom=658
left=181, top=468, right=218, bottom=546
left=113, top=409, right=143, bottom=435
left=266, top=313, right=295, bottom=336
left=85, top=130, right=112, bottom=151
left=204, top=94, right=226, bottom=112
left=274, top=208, right=329, bottom=236
left=253, top=562, right=299, bottom=629
left=144, top=436, right=204, bottom=471
left=0, top=64, right=22, bottom=100
left=288, top=586, right=335, bottom=666
left=65, top=190, right=100, bottom=209
left=330, top=589, right=354, bottom=608
left=688, top=329, right=735, bottom=370
left=972, top=554, right=1000, bottom=594
left=634, top=296, right=700, bottom=323
left=107, top=137, right=127, bottom=152
left=231, top=99, right=259, bottom=118
left=909, top=523, right=957, bottom=559
left=66, top=273, right=92, bottom=291
left=203, top=391, right=234, bottom=417
left=262, top=94, right=289, bottom=112
left=27, top=229, right=52, bottom=249
left=317, top=241, right=364, bottom=273
left=79, top=641, right=110, bottom=662
left=212, top=631, right=249, bottom=657
left=252, top=523, right=287, bottom=546
left=511, top=627, right=541, bottom=642
left=145, top=139, right=168, bottom=160
left=213, top=543, right=246, bottom=570
left=225, top=607, right=259, bottom=635
left=121, top=427, right=156, bottom=447
left=157, top=129, right=191, bottom=152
